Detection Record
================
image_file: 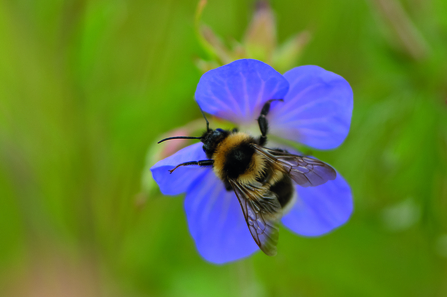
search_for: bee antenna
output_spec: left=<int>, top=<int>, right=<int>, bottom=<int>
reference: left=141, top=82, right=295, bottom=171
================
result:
left=157, top=136, right=202, bottom=144
left=198, top=104, right=210, bottom=132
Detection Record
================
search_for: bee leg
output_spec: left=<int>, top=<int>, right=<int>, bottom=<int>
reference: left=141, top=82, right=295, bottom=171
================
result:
left=257, top=99, right=284, bottom=146
left=169, top=160, right=214, bottom=174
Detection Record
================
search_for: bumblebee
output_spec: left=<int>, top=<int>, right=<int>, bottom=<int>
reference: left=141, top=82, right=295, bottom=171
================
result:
left=158, top=99, right=336, bottom=256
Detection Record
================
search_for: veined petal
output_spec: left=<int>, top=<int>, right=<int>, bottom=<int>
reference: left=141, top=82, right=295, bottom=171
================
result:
left=185, top=170, right=259, bottom=264
left=269, top=65, right=353, bottom=150
left=195, top=59, right=289, bottom=124
left=281, top=172, right=353, bottom=236
left=151, top=143, right=209, bottom=196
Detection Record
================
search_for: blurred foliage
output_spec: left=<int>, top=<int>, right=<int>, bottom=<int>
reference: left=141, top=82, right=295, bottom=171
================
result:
left=0, top=0, right=447, bottom=296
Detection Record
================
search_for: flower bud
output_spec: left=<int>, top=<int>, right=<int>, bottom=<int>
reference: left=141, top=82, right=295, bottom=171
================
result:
left=243, top=1, right=276, bottom=63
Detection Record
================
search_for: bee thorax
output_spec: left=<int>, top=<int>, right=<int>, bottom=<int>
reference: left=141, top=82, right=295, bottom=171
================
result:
left=213, top=133, right=262, bottom=182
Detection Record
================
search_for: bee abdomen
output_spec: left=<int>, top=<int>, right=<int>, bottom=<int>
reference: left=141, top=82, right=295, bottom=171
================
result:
left=270, top=175, right=294, bottom=209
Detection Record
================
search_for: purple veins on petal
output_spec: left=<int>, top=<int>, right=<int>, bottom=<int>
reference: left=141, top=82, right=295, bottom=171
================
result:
left=150, top=143, right=209, bottom=196
left=282, top=172, right=353, bottom=237
left=269, top=65, right=353, bottom=150
left=184, top=170, right=259, bottom=264
left=195, top=59, right=289, bottom=124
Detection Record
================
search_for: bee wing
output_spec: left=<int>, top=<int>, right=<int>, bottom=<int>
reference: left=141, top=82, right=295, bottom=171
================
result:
left=229, top=179, right=281, bottom=256
left=252, top=144, right=336, bottom=188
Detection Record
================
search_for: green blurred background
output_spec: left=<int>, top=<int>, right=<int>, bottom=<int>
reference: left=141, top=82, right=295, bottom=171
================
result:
left=1, top=0, right=447, bottom=296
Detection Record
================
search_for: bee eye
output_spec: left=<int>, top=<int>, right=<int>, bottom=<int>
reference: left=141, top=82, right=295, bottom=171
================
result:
left=216, top=128, right=223, bottom=132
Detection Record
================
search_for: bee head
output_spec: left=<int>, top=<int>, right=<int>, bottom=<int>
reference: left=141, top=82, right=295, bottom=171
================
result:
left=201, top=128, right=230, bottom=156
left=157, top=104, right=228, bottom=158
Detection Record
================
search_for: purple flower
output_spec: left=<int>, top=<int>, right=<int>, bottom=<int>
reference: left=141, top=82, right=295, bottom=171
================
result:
left=151, top=59, right=353, bottom=264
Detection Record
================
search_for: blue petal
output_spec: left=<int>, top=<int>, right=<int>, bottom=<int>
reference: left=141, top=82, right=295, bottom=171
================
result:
left=281, top=172, right=353, bottom=236
left=184, top=170, right=259, bottom=264
left=195, top=59, right=289, bottom=124
left=269, top=65, right=353, bottom=150
left=151, top=143, right=209, bottom=195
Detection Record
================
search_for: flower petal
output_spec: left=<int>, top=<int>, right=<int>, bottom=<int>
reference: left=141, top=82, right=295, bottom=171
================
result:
left=150, top=143, right=209, bottom=196
left=269, top=65, right=353, bottom=150
left=184, top=170, right=259, bottom=264
left=195, top=59, right=289, bottom=124
left=281, top=172, right=353, bottom=236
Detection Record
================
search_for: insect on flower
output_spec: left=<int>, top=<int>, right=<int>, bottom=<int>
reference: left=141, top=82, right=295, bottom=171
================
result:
left=151, top=59, right=353, bottom=264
